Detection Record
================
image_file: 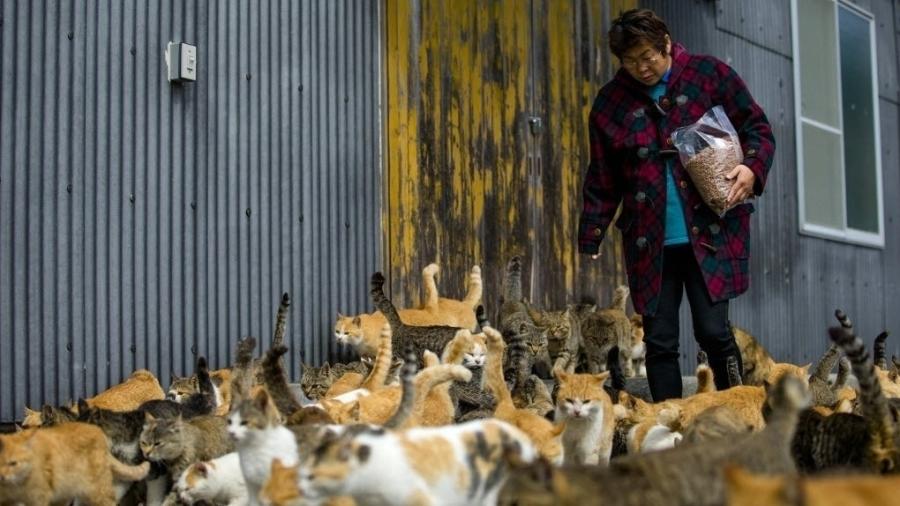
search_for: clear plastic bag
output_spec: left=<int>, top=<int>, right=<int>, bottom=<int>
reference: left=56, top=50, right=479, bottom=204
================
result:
left=670, top=105, right=743, bottom=217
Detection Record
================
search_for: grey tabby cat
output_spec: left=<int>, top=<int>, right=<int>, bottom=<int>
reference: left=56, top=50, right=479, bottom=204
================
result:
left=580, top=286, right=634, bottom=376
left=500, top=374, right=808, bottom=506
left=369, top=271, right=464, bottom=366
left=498, top=256, right=550, bottom=378
left=299, top=361, right=370, bottom=400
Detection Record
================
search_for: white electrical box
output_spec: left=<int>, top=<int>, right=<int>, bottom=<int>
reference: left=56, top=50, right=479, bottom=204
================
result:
left=166, top=42, right=197, bottom=83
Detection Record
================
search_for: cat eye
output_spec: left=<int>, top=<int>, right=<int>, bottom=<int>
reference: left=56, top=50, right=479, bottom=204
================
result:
left=241, top=420, right=248, bottom=426
left=564, top=398, right=574, bottom=404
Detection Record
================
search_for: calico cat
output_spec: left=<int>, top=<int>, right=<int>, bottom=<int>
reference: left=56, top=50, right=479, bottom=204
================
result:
left=369, top=271, right=466, bottom=365
left=172, top=452, right=248, bottom=506
left=296, top=419, right=538, bottom=506
left=335, top=264, right=482, bottom=357
left=485, top=325, right=565, bottom=463
left=791, top=323, right=898, bottom=474
left=553, top=369, right=615, bottom=465
left=498, top=257, right=551, bottom=379
left=0, top=423, right=150, bottom=505
left=725, top=465, right=900, bottom=506
left=499, top=374, right=808, bottom=506
left=630, top=313, right=647, bottom=376
left=580, top=286, right=634, bottom=376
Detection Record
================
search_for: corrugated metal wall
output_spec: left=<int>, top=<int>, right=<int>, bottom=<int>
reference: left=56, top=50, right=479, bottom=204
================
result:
left=641, top=0, right=900, bottom=369
left=383, top=0, right=637, bottom=317
left=0, top=0, right=382, bottom=423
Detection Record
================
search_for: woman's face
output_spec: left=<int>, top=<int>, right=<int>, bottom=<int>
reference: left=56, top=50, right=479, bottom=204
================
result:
left=620, top=37, right=672, bottom=86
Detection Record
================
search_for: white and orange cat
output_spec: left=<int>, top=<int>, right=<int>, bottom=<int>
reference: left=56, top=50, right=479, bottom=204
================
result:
left=553, top=368, right=616, bottom=465
left=334, top=263, right=482, bottom=357
left=173, top=452, right=248, bottom=506
left=294, top=418, right=538, bottom=506
left=0, top=423, right=150, bottom=505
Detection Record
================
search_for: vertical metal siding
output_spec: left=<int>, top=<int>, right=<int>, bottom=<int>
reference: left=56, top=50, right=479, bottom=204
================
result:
left=0, top=0, right=382, bottom=423
left=641, top=0, right=900, bottom=371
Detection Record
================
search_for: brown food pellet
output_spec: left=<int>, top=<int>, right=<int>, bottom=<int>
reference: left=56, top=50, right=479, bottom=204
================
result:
left=683, top=143, right=741, bottom=216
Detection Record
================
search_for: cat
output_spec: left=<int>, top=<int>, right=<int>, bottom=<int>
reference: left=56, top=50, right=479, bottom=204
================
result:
left=807, top=344, right=842, bottom=407
left=300, top=361, right=369, bottom=401
left=580, top=286, right=634, bottom=376
left=791, top=323, right=899, bottom=474
left=21, top=403, right=78, bottom=428
left=725, top=465, right=900, bottom=506
left=23, top=369, right=166, bottom=426
left=679, top=405, right=752, bottom=445
left=484, top=324, right=565, bottom=464
left=734, top=325, right=812, bottom=386
left=296, top=418, right=538, bottom=506
left=872, top=331, right=900, bottom=398
left=695, top=351, right=716, bottom=394
left=0, top=423, right=150, bottom=505
left=497, top=257, right=551, bottom=379
left=260, top=458, right=355, bottom=506
left=524, top=302, right=594, bottom=375
left=442, top=327, right=496, bottom=422
left=335, top=263, right=482, bottom=357
left=553, top=368, right=615, bottom=465
left=168, top=369, right=234, bottom=416
left=321, top=357, right=405, bottom=399
left=499, top=374, right=808, bottom=506
left=173, top=452, right=248, bottom=506
left=630, top=313, right=647, bottom=376
left=369, top=271, right=466, bottom=365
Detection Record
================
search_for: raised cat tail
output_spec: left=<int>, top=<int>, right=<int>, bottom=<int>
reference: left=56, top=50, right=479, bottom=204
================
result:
left=607, top=346, right=626, bottom=393
left=422, top=263, right=441, bottom=309
left=832, top=356, right=851, bottom=391
left=261, top=345, right=302, bottom=418
left=463, top=265, right=483, bottom=308
left=403, top=357, right=472, bottom=428
left=108, top=457, right=151, bottom=482
left=272, top=293, right=291, bottom=348
left=695, top=351, right=715, bottom=393
left=229, top=337, right=258, bottom=409
left=182, top=357, right=217, bottom=415
left=503, top=256, right=524, bottom=303
left=726, top=355, right=743, bottom=387
left=610, top=285, right=630, bottom=312
left=829, top=324, right=896, bottom=472
left=360, top=323, right=393, bottom=391
left=384, top=348, right=419, bottom=429
left=476, top=305, right=491, bottom=329
left=874, top=331, right=889, bottom=370
left=811, top=344, right=841, bottom=382
left=370, top=272, right=404, bottom=331
left=484, top=326, right=515, bottom=414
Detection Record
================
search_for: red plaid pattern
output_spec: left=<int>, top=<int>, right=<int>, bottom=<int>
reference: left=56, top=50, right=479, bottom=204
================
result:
left=578, top=43, right=775, bottom=315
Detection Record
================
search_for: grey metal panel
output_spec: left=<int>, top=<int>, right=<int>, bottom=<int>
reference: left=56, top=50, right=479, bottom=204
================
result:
left=0, top=0, right=382, bottom=422
left=715, top=0, right=793, bottom=58
left=875, top=0, right=900, bottom=103
left=641, top=0, right=899, bottom=371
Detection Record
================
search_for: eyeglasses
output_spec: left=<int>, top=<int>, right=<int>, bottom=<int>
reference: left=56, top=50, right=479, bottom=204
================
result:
left=621, top=51, right=662, bottom=70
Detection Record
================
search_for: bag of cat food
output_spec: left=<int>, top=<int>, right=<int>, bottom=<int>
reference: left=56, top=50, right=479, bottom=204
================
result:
left=670, top=105, right=743, bottom=217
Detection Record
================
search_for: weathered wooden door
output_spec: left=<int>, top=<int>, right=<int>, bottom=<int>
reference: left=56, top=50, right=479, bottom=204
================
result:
left=384, top=0, right=636, bottom=313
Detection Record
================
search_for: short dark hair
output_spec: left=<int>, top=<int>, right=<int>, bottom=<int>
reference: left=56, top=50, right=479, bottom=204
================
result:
left=608, top=9, right=671, bottom=58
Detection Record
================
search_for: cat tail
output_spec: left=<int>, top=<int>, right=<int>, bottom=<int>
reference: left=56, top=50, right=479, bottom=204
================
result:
left=874, top=331, right=889, bottom=370
left=422, top=263, right=440, bottom=310
left=261, top=345, right=302, bottom=418
left=272, top=292, right=291, bottom=349
left=476, top=305, right=491, bottom=330
left=442, top=329, right=473, bottom=364
left=726, top=355, right=743, bottom=387
left=607, top=346, right=627, bottom=393
left=829, top=324, right=896, bottom=472
left=370, top=272, right=404, bottom=331
left=361, top=324, right=393, bottom=391
left=502, top=256, right=523, bottom=303
left=192, top=356, right=217, bottom=414
left=657, top=404, right=683, bottom=432
left=109, top=457, right=151, bottom=482
left=462, top=265, right=483, bottom=308
left=610, top=285, right=630, bottom=312
left=384, top=348, right=419, bottom=429
left=811, top=344, right=841, bottom=382
left=832, top=356, right=851, bottom=391
left=402, top=360, right=472, bottom=429
left=834, top=309, right=853, bottom=329
left=230, top=337, right=258, bottom=409
left=484, top=326, right=515, bottom=413
left=695, top=351, right=716, bottom=393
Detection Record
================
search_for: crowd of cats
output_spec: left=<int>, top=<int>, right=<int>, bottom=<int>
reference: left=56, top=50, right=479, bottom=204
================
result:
left=4, top=257, right=900, bottom=505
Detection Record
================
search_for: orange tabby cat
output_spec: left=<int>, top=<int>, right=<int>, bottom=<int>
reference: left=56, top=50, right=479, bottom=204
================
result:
left=0, top=423, right=150, bottom=505
left=334, top=263, right=482, bottom=357
left=725, top=466, right=900, bottom=506
left=484, top=325, right=565, bottom=463
left=260, top=458, right=356, bottom=506
left=554, top=368, right=616, bottom=465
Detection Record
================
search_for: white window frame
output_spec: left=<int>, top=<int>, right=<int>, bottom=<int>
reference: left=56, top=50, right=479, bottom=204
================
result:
left=791, top=0, right=884, bottom=247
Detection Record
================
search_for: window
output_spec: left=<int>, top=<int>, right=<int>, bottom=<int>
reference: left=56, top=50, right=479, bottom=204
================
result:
left=792, top=0, right=883, bottom=246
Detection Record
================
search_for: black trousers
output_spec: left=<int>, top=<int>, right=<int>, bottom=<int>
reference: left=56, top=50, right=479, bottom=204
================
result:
left=643, top=244, right=743, bottom=401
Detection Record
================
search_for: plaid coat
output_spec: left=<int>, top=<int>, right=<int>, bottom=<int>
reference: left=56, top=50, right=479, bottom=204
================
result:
left=578, top=43, right=775, bottom=316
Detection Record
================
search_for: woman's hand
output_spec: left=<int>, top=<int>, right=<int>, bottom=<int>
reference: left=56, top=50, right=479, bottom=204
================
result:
left=726, top=164, right=756, bottom=207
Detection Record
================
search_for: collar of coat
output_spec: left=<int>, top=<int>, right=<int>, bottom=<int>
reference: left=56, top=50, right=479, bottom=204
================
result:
left=612, top=42, right=689, bottom=94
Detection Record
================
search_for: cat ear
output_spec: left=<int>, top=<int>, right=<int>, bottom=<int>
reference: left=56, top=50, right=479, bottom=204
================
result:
left=352, top=316, right=362, bottom=327
left=800, top=363, right=811, bottom=375
left=41, top=404, right=54, bottom=420
left=23, top=406, right=36, bottom=416
left=13, top=423, right=23, bottom=432
left=593, top=371, right=611, bottom=385
left=552, top=367, right=569, bottom=383
left=195, top=462, right=208, bottom=477
left=336, top=312, right=345, bottom=319
left=77, top=398, right=90, bottom=416
left=270, top=458, right=286, bottom=474
left=144, top=411, right=156, bottom=424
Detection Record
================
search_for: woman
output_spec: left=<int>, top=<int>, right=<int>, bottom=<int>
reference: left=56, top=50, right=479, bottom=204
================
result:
left=578, top=9, right=775, bottom=401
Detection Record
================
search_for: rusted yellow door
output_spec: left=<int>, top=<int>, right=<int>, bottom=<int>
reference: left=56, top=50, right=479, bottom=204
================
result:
left=385, top=0, right=636, bottom=311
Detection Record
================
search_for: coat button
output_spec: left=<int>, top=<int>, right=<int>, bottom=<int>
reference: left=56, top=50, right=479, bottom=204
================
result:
left=667, top=137, right=673, bottom=146
left=676, top=94, right=688, bottom=105
left=661, top=97, right=671, bottom=108
left=593, top=227, right=602, bottom=237
left=747, top=148, right=757, bottom=156
left=637, top=147, right=649, bottom=159
left=691, top=226, right=700, bottom=235
left=679, top=180, right=688, bottom=189
left=633, top=108, right=645, bottom=118
left=635, top=191, right=646, bottom=202
left=709, top=224, right=721, bottom=234
left=636, top=237, right=648, bottom=249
